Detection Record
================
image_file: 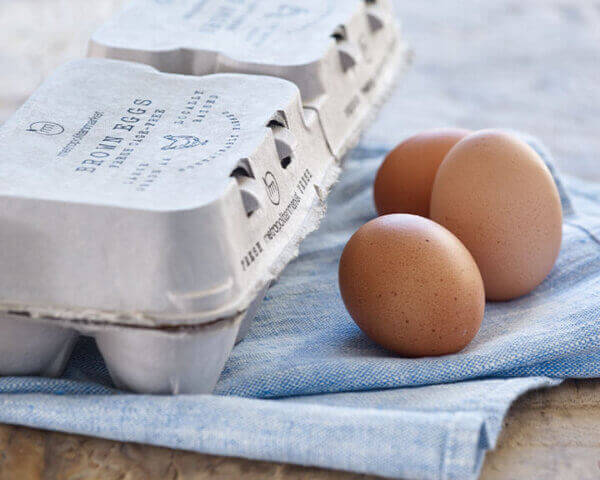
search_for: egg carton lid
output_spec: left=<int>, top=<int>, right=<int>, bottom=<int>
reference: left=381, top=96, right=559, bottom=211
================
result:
left=92, top=0, right=362, bottom=66
left=89, top=0, right=409, bottom=158
left=0, top=58, right=338, bottom=327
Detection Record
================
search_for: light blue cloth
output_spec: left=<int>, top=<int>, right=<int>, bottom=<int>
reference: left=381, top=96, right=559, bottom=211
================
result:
left=0, top=137, right=599, bottom=480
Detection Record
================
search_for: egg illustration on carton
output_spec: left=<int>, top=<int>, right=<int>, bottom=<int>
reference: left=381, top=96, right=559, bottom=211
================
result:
left=161, top=135, right=208, bottom=150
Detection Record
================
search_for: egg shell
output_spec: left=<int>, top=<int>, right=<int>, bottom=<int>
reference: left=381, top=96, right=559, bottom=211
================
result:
left=430, top=130, right=563, bottom=301
left=373, top=128, right=472, bottom=217
left=338, top=214, right=485, bottom=357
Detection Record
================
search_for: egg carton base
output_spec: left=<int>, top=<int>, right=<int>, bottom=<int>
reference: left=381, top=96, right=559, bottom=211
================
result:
left=0, top=310, right=248, bottom=395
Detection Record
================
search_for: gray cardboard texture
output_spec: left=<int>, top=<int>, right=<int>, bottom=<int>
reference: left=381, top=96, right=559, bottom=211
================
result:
left=0, top=59, right=340, bottom=393
left=0, top=59, right=336, bottom=327
left=89, top=0, right=408, bottom=158
left=0, top=0, right=409, bottom=393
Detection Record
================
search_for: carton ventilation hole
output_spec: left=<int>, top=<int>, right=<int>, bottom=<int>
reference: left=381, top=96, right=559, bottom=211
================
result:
left=331, top=25, right=348, bottom=43
left=230, top=159, right=260, bottom=217
left=338, top=47, right=358, bottom=72
left=230, top=158, right=254, bottom=179
left=266, top=110, right=289, bottom=129
left=362, top=79, right=375, bottom=94
left=267, top=119, right=286, bottom=129
left=367, top=12, right=385, bottom=32
left=231, top=166, right=252, bottom=178
left=280, top=156, right=292, bottom=169
left=266, top=112, right=296, bottom=171
left=240, top=191, right=259, bottom=217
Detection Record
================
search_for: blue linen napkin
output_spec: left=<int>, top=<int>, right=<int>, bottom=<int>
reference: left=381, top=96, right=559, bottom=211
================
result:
left=0, top=136, right=598, bottom=480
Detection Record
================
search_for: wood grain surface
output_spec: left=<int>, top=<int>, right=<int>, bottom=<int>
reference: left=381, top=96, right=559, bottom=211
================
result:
left=0, top=0, right=599, bottom=478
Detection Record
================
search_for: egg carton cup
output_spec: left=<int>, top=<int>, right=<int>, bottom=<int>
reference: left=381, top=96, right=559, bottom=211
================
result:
left=89, top=0, right=410, bottom=159
left=0, top=286, right=268, bottom=394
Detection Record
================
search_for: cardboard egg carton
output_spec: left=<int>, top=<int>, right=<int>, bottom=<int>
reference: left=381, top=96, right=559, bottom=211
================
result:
left=89, top=0, right=410, bottom=158
left=0, top=59, right=338, bottom=393
left=0, top=0, right=409, bottom=394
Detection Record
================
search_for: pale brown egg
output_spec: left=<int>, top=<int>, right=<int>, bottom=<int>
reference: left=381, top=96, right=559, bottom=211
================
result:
left=373, top=128, right=472, bottom=217
left=338, top=214, right=485, bottom=357
left=430, top=130, right=563, bottom=301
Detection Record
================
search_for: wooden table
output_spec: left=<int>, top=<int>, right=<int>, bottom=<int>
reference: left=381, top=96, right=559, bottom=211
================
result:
left=1, top=0, right=599, bottom=478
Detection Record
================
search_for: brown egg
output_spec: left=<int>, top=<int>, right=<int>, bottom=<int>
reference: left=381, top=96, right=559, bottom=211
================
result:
left=373, top=128, right=472, bottom=217
left=430, top=130, right=563, bottom=301
left=338, top=214, right=485, bottom=357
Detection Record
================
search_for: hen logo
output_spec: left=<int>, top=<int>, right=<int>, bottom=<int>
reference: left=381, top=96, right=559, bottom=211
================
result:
left=263, top=171, right=280, bottom=206
left=27, top=121, right=64, bottom=136
left=161, top=135, right=207, bottom=151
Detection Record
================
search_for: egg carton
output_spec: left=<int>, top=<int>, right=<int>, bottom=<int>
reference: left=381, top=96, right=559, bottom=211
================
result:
left=1, top=0, right=409, bottom=394
left=0, top=59, right=338, bottom=394
left=88, top=0, right=410, bottom=159
left=89, top=0, right=409, bottom=346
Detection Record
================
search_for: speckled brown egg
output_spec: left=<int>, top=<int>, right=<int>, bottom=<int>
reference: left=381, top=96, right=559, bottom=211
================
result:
left=373, top=128, right=472, bottom=217
left=430, top=130, right=563, bottom=301
left=338, top=214, right=485, bottom=357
